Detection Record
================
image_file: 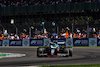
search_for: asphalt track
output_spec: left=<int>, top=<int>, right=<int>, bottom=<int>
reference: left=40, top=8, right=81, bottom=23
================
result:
left=0, top=47, right=100, bottom=67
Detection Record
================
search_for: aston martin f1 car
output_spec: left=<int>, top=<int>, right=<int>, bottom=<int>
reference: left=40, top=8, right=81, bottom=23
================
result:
left=37, top=41, right=73, bottom=57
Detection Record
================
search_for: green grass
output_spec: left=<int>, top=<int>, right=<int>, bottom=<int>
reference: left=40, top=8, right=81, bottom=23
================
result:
left=42, top=64, right=100, bottom=67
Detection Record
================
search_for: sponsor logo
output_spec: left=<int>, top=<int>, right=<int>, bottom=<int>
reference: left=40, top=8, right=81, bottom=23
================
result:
left=98, top=40, right=100, bottom=45
left=74, top=40, right=88, bottom=45
left=31, top=40, right=43, bottom=45
left=57, top=53, right=67, bottom=56
left=67, top=40, right=72, bottom=45
left=90, top=40, right=95, bottom=45
left=10, top=41, right=21, bottom=45
left=45, top=40, right=49, bottom=46
left=4, top=42, right=8, bottom=46
left=24, top=41, right=28, bottom=46
left=0, top=41, right=2, bottom=46
left=39, top=53, right=47, bottom=56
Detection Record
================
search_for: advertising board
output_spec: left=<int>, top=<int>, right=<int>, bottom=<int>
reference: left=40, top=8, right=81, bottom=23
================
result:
left=2, top=40, right=9, bottom=46
left=9, top=40, right=22, bottom=46
left=66, top=38, right=73, bottom=47
left=0, top=40, right=2, bottom=46
left=30, top=39, right=43, bottom=46
left=97, top=39, right=100, bottom=46
left=89, top=38, right=97, bottom=47
left=22, top=39, right=30, bottom=46
left=43, top=38, right=51, bottom=46
left=73, top=38, right=89, bottom=46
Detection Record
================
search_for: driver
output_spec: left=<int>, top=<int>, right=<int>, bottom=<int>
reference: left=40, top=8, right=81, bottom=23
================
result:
left=51, top=41, right=60, bottom=55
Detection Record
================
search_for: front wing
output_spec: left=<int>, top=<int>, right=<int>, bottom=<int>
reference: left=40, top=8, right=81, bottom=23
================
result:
left=38, top=53, right=69, bottom=57
left=37, top=49, right=69, bottom=57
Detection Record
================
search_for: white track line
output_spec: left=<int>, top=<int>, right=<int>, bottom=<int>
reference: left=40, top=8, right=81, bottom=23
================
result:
left=0, top=52, right=26, bottom=59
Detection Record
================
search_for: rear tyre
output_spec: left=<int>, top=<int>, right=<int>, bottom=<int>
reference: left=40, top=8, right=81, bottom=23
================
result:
left=69, top=50, right=72, bottom=57
left=37, top=49, right=41, bottom=57
left=37, top=48, right=43, bottom=57
left=64, top=47, right=69, bottom=57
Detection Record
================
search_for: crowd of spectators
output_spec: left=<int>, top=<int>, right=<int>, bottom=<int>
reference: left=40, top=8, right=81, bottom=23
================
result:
left=0, top=0, right=100, bottom=7
left=32, top=27, right=100, bottom=39
left=0, top=32, right=30, bottom=40
left=0, top=27, right=100, bottom=40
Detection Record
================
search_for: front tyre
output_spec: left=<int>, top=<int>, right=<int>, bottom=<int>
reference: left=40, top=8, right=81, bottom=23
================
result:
left=64, top=47, right=69, bottom=57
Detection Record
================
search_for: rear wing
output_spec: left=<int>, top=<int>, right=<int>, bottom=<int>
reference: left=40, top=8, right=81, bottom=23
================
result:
left=50, top=42, right=66, bottom=45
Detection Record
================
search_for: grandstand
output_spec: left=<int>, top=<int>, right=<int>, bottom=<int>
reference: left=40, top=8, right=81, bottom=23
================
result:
left=0, top=0, right=100, bottom=39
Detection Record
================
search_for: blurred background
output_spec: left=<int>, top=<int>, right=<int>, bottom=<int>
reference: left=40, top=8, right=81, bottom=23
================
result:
left=0, top=0, right=100, bottom=39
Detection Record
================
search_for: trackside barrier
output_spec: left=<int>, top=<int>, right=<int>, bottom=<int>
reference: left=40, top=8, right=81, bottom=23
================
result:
left=66, top=39, right=73, bottom=47
left=0, top=38, right=100, bottom=46
left=30, top=39, right=43, bottom=46
left=22, top=39, right=30, bottom=46
left=2, top=39, right=9, bottom=46
left=89, top=38, right=97, bottom=47
left=9, top=40, right=22, bottom=46
left=0, top=40, right=2, bottom=46
left=73, top=38, right=89, bottom=46
left=43, top=38, right=51, bottom=46
left=97, top=39, right=100, bottom=46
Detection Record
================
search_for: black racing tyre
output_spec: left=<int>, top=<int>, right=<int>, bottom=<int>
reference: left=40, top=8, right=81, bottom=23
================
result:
left=69, top=50, right=73, bottom=57
left=65, top=54, right=69, bottom=57
left=63, top=47, right=69, bottom=57
left=37, top=49, right=42, bottom=57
